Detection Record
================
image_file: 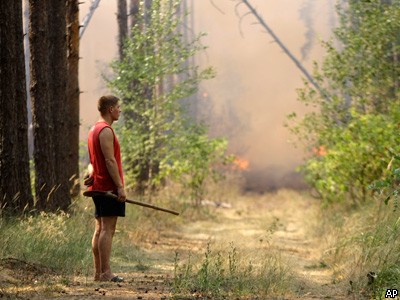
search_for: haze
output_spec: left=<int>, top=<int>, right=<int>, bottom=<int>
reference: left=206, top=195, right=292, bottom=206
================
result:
left=79, top=0, right=336, bottom=191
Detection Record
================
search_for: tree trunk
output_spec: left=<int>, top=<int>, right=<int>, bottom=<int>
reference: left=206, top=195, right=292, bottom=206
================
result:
left=23, top=0, right=34, bottom=158
left=66, top=0, right=80, bottom=197
left=29, top=0, right=55, bottom=211
left=129, top=0, right=140, bottom=30
left=29, top=0, right=70, bottom=211
left=117, top=0, right=128, bottom=60
left=48, top=0, right=70, bottom=211
left=0, top=0, right=34, bottom=213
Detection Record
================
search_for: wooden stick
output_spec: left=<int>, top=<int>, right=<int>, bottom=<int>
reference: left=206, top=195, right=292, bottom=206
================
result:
left=83, top=190, right=180, bottom=216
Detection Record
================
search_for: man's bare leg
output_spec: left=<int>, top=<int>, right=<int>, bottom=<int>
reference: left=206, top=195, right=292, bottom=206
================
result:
left=99, top=216, right=118, bottom=281
left=92, top=217, right=102, bottom=281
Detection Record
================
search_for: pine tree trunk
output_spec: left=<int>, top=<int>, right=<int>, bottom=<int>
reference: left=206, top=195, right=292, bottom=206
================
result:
left=29, top=0, right=55, bottom=211
left=48, top=1, right=70, bottom=211
left=29, top=0, right=71, bottom=211
left=118, top=0, right=128, bottom=60
left=66, top=0, right=80, bottom=197
left=24, top=0, right=34, bottom=158
left=0, top=0, right=34, bottom=213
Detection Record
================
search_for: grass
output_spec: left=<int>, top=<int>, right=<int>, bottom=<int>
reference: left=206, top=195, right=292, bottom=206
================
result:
left=167, top=188, right=298, bottom=298
left=0, top=209, right=93, bottom=275
left=313, top=198, right=400, bottom=298
left=0, top=184, right=214, bottom=278
left=172, top=242, right=294, bottom=299
left=0, top=191, right=186, bottom=298
left=5, top=176, right=400, bottom=299
left=0, top=195, right=161, bottom=277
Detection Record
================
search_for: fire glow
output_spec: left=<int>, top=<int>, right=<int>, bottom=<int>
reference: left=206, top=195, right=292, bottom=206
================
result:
left=312, top=145, right=327, bottom=157
left=233, top=157, right=250, bottom=170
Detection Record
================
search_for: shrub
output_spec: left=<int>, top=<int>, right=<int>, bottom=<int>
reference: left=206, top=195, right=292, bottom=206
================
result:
left=287, top=0, right=400, bottom=204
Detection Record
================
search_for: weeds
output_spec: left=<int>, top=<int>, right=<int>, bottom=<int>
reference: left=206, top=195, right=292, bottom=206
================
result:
left=0, top=188, right=211, bottom=279
left=316, top=200, right=400, bottom=297
left=0, top=209, right=93, bottom=275
left=0, top=197, right=145, bottom=276
left=172, top=242, right=293, bottom=298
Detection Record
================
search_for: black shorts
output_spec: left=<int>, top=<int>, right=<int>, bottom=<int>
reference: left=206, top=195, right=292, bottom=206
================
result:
left=92, top=195, right=126, bottom=218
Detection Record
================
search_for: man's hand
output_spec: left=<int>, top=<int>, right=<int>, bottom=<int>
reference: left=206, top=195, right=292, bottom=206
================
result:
left=84, top=174, right=94, bottom=187
left=117, top=186, right=126, bottom=202
left=84, top=164, right=94, bottom=187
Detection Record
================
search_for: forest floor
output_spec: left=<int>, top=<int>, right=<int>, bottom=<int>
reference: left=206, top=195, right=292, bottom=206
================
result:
left=0, top=190, right=349, bottom=299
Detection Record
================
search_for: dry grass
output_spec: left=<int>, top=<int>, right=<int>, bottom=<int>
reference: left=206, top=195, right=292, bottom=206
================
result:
left=309, top=198, right=400, bottom=297
left=4, top=175, right=397, bottom=299
left=172, top=241, right=294, bottom=299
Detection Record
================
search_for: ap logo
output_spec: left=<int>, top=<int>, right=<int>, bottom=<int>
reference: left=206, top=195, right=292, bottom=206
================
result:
left=385, top=289, right=398, bottom=299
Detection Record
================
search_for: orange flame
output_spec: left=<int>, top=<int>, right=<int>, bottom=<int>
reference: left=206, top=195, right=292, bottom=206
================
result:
left=312, top=145, right=327, bottom=156
left=233, top=157, right=250, bottom=170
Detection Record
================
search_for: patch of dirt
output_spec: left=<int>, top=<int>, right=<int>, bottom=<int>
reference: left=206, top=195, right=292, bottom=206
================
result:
left=0, top=190, right=348, bottom=299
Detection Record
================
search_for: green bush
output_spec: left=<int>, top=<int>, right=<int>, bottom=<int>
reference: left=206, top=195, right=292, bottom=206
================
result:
left=287, top=0, right=400, bottom=204
left=300, top=111, right=400, bottom=204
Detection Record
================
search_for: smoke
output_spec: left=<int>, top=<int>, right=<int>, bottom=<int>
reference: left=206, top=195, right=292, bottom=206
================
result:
left=79, top=0, right=337, bottom=193
left=191, top=1, right=337, bottom=192
left=196, top=66, right=250, bottom=156
left=299, top=0, right=316, bottom=61
left=328, top=0, right=337, bottom=30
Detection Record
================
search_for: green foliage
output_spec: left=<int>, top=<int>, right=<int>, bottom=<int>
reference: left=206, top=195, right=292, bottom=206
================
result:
left=107, top=0, right=228, bottom=200
left=172, top=242, right=292, bottom=298
left=324, top=0, right=400, bottom=113
left=159, top=125, right=231, bottom=204
left=288, top=0, right=400, bottom=204
left=0, top=211, right=93, bottom=274
left=369, top=146, right=400, bottom=210
left=301, top=112, right=400, bottom=204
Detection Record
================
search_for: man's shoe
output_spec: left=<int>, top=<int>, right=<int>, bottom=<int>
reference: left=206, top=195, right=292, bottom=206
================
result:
left=110, top=276, right=124, bottom=282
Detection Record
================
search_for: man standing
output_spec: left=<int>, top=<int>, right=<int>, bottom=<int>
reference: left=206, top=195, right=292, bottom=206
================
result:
left=85, top=95, right=126, bottom=282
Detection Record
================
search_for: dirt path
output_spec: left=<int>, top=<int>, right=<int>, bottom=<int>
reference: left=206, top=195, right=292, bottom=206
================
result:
left=170, top=190, right=346, bottom=299
left=1, top=190, right=347, bottom=299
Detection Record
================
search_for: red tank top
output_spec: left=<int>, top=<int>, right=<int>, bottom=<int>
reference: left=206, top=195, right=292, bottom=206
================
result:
left=87, top=121, right=124, bottom=192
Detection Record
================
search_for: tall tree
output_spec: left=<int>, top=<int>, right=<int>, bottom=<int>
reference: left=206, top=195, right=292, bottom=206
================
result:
left=118, top=0, right=128, bottom=60
left=48, top=1, right=70, bottom=210
left=29, top=0, right=71, bottom=211
left=29, top=0, right=55, bottom=211
left=23, top=0, right=34, bottom=158
left=0, top=0, right=34, bottom=212
left=66, top=0, right=80, bottom=197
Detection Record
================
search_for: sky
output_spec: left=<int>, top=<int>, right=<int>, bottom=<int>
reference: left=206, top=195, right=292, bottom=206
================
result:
left=79, top=0, right=337, bottom=191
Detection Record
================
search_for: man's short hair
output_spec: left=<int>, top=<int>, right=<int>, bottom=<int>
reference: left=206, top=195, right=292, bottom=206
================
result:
left=98, top=95, right=119, bottom=115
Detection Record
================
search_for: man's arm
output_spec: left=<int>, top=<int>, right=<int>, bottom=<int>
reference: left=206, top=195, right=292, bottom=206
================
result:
left=99, top=128, right=126, bottom=202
